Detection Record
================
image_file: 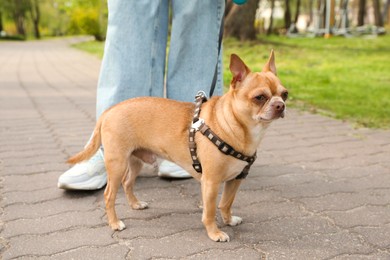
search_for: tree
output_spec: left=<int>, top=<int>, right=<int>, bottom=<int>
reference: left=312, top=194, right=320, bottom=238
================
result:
left=14, top=0, right=28, bottom=37
left=284, top=0, right=292, bottom=30
left=0, top=0, right=105, bottom=39
left=357, top=0, right=366, bottom=26
left=29, top=0, right=41, bottom=39
left=224, top=0, right=259, bottom=41
left=66, top=0, right=107, bottom=41
left=0, top=0, right=30, bottom=37
left=308, top=0, right=314, bottom=29
left=267, top=0, right=275, bottom=35
left=0, top=10, right=3, bottom=32
left=373, top=0, right=383, bottom=27
left=294, top=0, right=301, bottom=24
left=284, top=0, right=301, bottom=33
left=385, top=0, right=390, bottom=25
left=0, top=0, right=3, bottom=32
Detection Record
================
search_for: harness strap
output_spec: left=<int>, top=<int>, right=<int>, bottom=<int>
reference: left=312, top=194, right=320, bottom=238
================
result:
left=189, top=91, right=208, bottom=173
left=189, top=91, right=257, bottom=179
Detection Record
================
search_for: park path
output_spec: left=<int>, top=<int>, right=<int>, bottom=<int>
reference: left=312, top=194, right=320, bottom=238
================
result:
left=0, top=38, right=390, bottom=259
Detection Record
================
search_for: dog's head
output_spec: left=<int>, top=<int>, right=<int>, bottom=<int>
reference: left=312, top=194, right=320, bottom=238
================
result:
left=228, top=51, right=288, bottom=125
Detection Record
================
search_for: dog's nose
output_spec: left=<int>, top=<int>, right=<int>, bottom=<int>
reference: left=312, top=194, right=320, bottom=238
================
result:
left=273, top=101, right=285, bottom=111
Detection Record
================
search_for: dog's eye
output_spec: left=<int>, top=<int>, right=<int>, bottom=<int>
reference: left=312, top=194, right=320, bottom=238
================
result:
left=255, top=95, right=267, bottom=102
left=282, top=91, right=289, bottom=101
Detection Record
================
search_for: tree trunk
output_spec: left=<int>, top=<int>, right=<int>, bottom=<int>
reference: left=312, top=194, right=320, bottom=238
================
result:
left=294, top=0, right=301, bottom=23
left=0, top=11, right=3, bottom=32
left=284, top=0, right=291, bottom=30
left=308, top=0, right=314, bottom=27
left=382, top=0, right=390, bottom=24
left=329, top=0, right=336, bottom=29
left=267, top=0, right=275, bottom=35
left=357, top=0, right=366, bottom=26
left=29, top=0, right=41, bottom=39
left=225, top=0, right=234, bottom=16
left=33, top=20, right=40, bottom=39
left=373, top=0, right=383, bottom=27
left=317, top=0, right=325, bottom=29
left=224, top=0, right=259, bottom=41
left=15, top=15, right=26, bottom=36
left=382, top=0, right=390, bottom=25
left=14, top=0, right=26, bottom=37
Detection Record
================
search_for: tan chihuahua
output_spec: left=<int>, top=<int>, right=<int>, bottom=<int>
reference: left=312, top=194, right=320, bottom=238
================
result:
left=68, top=51, right=288, bottom=242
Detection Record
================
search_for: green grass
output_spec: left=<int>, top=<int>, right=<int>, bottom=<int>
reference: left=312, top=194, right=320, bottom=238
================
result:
left=73, top=34, right=390, bottom=129
left=74, top=40, right=105, bottom=59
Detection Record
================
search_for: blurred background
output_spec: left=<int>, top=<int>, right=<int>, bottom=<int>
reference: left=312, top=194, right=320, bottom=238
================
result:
left=0, top=0, right=107, bottom=41
left=0, top=0, right=389, bottom=41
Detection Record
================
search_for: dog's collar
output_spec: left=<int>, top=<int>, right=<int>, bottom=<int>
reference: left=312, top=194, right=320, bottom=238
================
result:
left=189, top=91, right=257, bottom=180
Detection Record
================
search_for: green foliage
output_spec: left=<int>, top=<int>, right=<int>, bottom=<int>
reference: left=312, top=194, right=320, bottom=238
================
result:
left=74, top=40, right=105, bottom=58
left=67, top=0, right=107, bottom=40
left=62, top=0, right=107, bottom=41
left=67, top=7, right=104, bottom=40
left=0, top=0, right=108, bottom=40
left=0, top=0, right=30, bottom=38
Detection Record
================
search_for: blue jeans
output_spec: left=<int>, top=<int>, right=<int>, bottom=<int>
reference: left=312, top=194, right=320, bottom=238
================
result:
left=96, top=0, right=225, bottom=118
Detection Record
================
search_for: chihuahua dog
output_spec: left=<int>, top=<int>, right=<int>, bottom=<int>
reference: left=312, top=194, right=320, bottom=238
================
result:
left=68, top=51, right=288, bottom=242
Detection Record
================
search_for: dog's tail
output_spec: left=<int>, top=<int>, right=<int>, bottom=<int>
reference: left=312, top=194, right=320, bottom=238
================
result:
left=67, top=116, right=103, bottom=164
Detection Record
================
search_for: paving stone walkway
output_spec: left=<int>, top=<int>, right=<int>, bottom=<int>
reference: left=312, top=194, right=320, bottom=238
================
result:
left=1, top=38, right=390, bottom=259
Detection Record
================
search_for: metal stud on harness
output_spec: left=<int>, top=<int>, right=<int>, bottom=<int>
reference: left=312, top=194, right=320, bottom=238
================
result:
left=188, top=91, right=257, bottom=179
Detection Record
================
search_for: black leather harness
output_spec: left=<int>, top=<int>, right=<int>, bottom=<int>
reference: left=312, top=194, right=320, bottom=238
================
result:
left=188, top=91, right=257, bottom=180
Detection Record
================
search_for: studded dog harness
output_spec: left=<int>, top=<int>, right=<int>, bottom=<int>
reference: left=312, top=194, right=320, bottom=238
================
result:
left=189, top=91, right=257, bottom=180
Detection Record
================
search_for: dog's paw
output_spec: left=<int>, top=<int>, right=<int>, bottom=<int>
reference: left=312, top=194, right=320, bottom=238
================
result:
left=208, top=230, right=230, bottom=242
left=132, top=201, right=148, bottom=210
left=110, top=220, right=126, bottom=231
left=227, top=216, right=243, bottom=226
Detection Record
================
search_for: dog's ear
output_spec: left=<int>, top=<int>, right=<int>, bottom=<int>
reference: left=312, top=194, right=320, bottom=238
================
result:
left=230, top=54, right=251, bottom=87
left=262, top=49, right=277, bottom=75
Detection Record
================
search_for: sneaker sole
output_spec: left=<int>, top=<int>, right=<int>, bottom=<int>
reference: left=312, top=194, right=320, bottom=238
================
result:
left=58, top=175, right=107, bottom=190
left=157, top=170, right=192, bottom=179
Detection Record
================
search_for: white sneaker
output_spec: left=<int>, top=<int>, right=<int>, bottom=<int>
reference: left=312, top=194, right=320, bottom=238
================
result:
left=158, top=160, right=192, bottom=179
left=58, top=148, right=107, bottom=190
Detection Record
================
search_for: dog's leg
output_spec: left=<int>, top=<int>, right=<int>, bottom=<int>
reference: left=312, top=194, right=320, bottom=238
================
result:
left=104, top=157, right=127, bottom=231
left=218, top=179, right=243, bottom=226
left=122, top=155, right=148, bottom=210
left=201, top=178, right=230, bottom=242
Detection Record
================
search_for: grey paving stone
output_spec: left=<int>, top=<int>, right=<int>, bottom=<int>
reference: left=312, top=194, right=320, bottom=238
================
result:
left=116, top=213, right=203, bottom=241
left=187, top=247, right=265, bottom=260
left=331, top=252, right=390, bottom=260
left=2, top=163, right=67, bottom=176
left=255, top=231, right=374, bottom=259
left=3, top=227, right=115, bottom=259
left=299, top=188, right=390, bottom=212
left=2, top=194, right=98, bottom=221
left=353, top=224, right=390, bottom=249
left=37, top=244, right=129, bottom=260
left=3, top=172, right=62, bottom=192
left=325, top=205, right=390, bottom=228
left=2, top=209, right=105, bottom=238
left=126, top=229, right=243, bottom=259
left=3, top=186, right=64, bottom=205
left=237, top=216, right=339, bottom=244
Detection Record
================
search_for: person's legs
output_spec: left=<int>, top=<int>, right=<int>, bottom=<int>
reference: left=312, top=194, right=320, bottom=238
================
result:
left=166, top=0, right=225, bottom=101
left=59, top=0, right=169, bottom=190
left=97, top=0, right=169, bottom=117
left=159, top=0, right=225, bottom=178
